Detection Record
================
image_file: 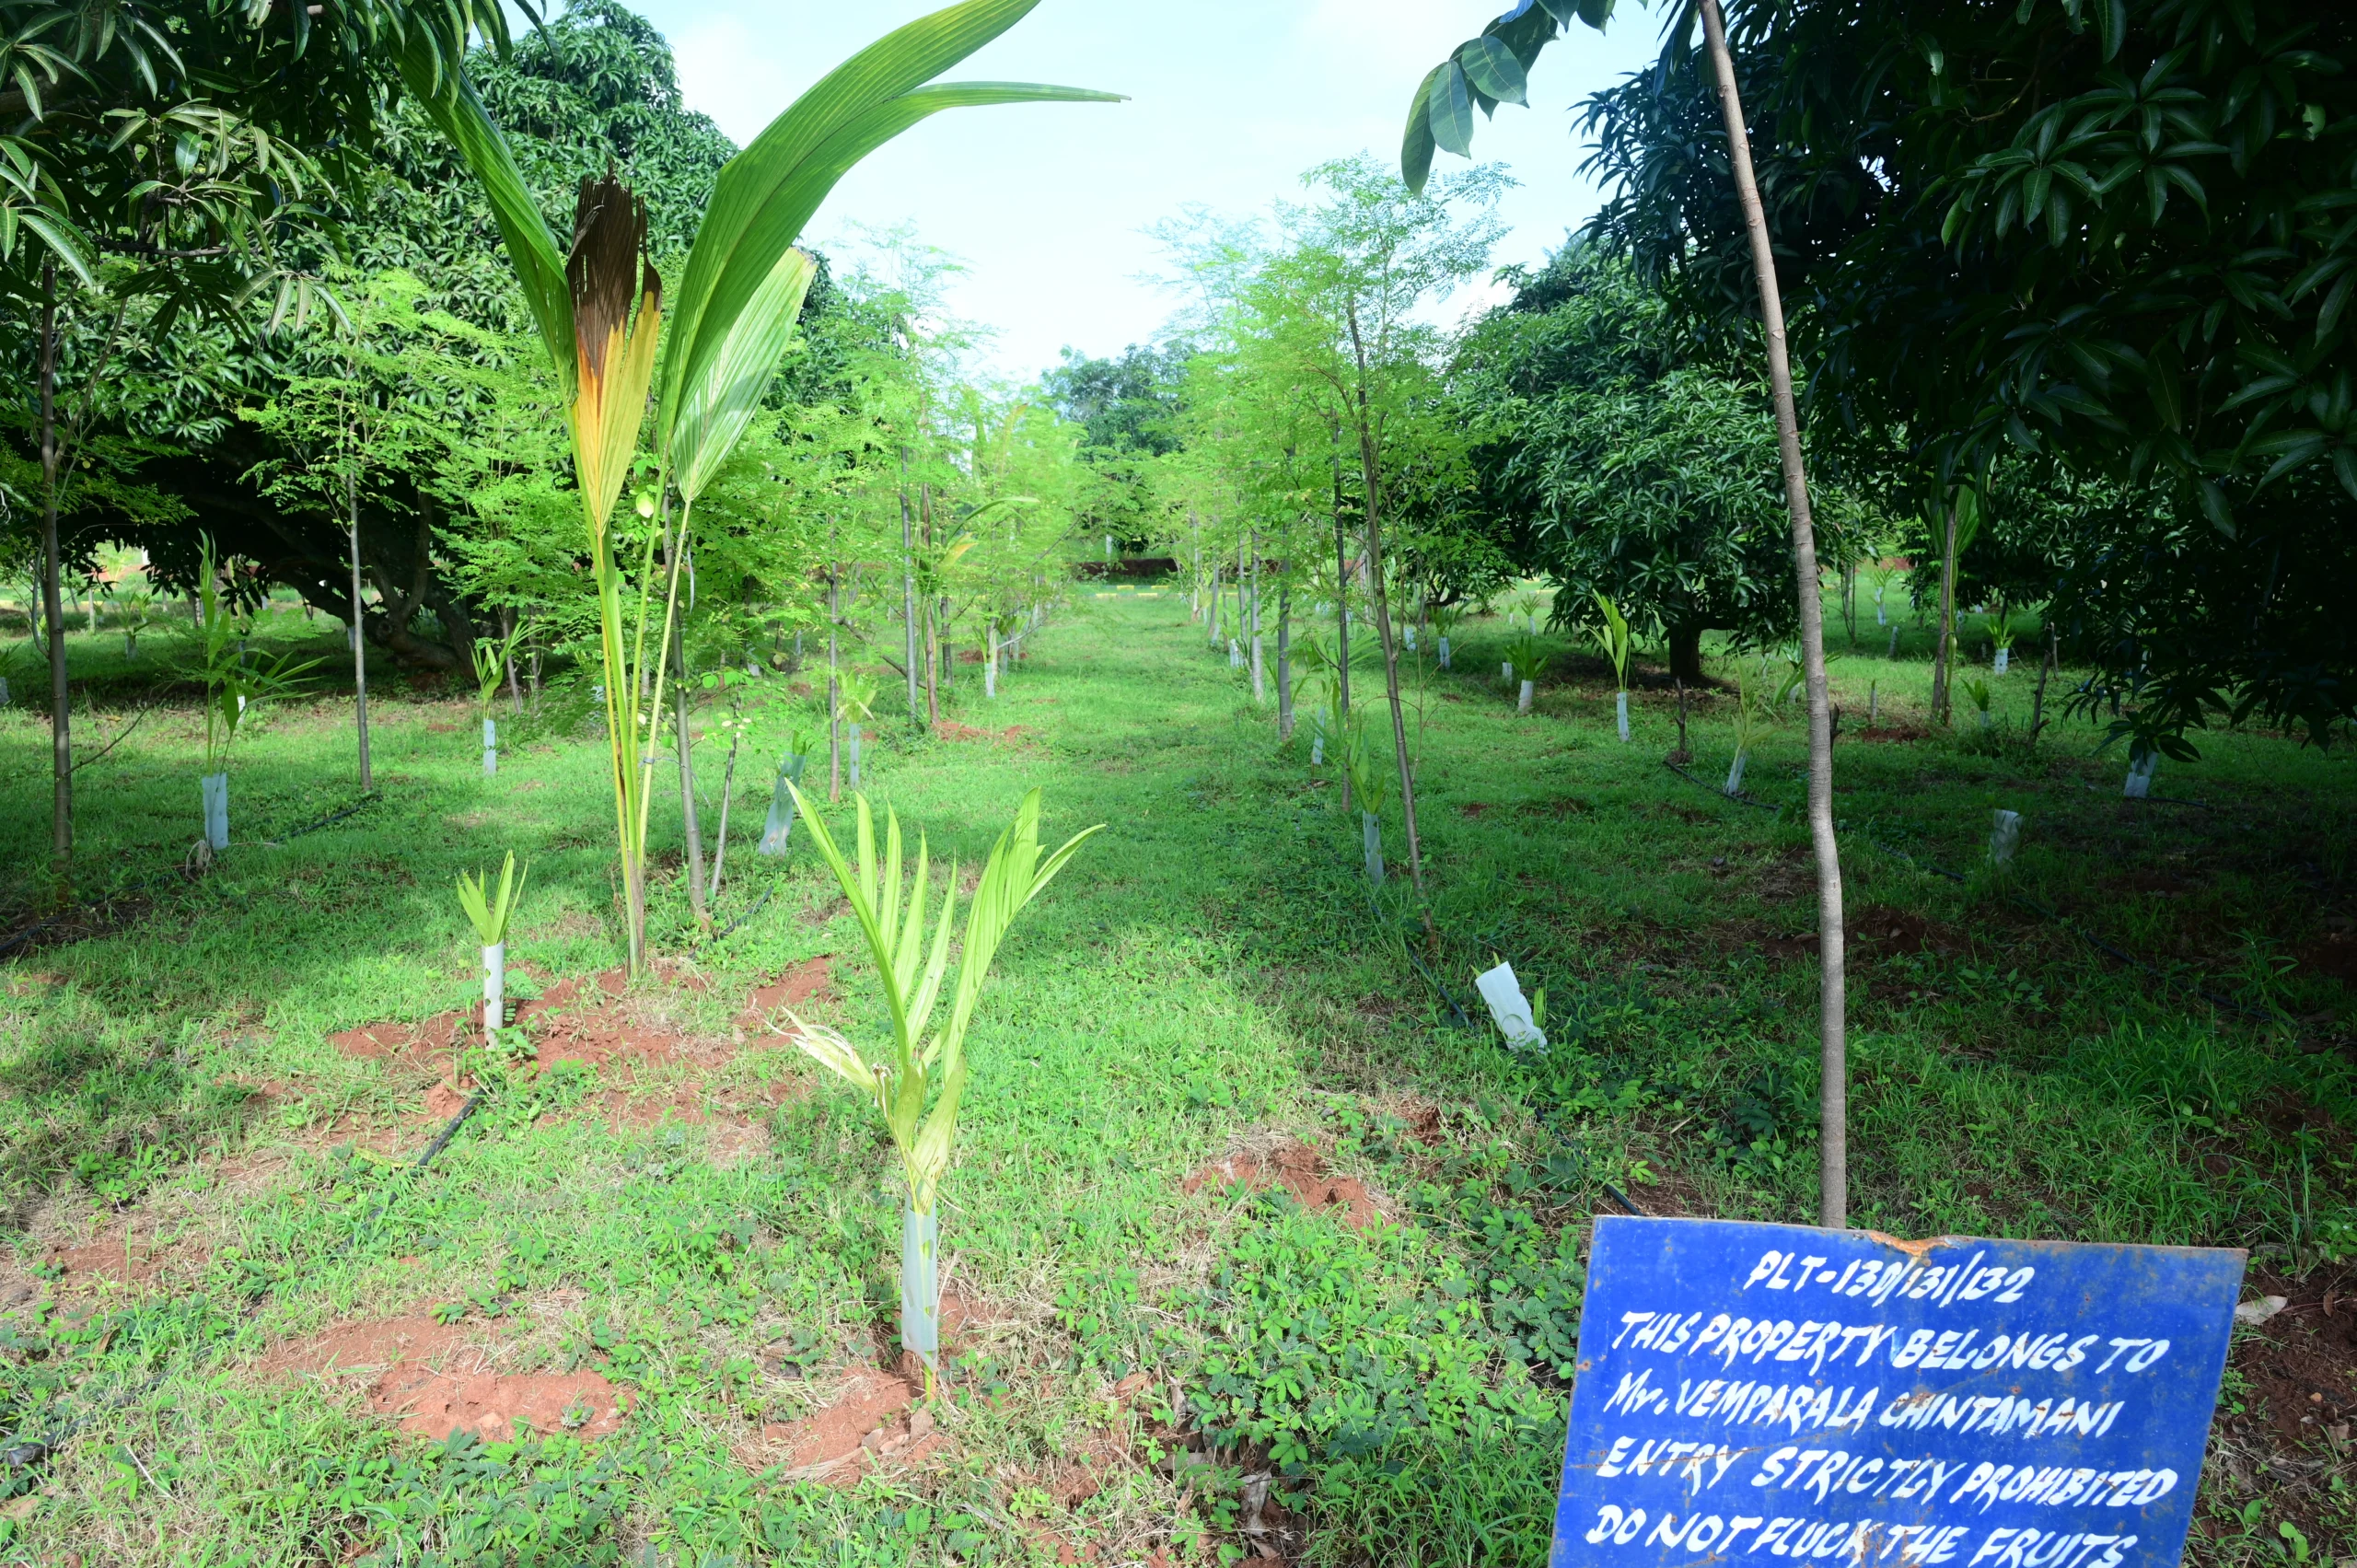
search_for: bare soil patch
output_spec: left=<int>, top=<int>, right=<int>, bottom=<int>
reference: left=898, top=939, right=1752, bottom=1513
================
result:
left=2203, top=1270, right=2357, bottom=1540
left=1851, top=904, right=1973, bottom=960
left=257, top=1311, right=632, bottom=1443
left=330, top=1013, right=463, bottom=1072
left=934, top=722, right=1032, bottom=745
left=753, top=1367, right=923, bottom=1478
left=737, top=955, right=835, bottom=1031
left=1184, top=1141, right=1381, bottom=1230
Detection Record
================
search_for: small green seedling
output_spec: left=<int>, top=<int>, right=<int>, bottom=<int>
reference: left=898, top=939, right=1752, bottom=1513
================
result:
left=471, top=621, right=528, bottom=774
left=1341, top=717, right=1394, bottom=886
left=184, top=537, right=316, bottom=850
left=1593, top=591, right=1632, bottom=739
left=1962, top=676, right=1994, bottom=728
left=775, top=784, right=1100, bottom=1398
left=1505, top=630, right=1551, bottom=712
left=456, top=853, right=528, bottom=1056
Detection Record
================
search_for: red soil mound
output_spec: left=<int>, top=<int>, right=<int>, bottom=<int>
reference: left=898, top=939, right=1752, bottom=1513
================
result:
left=1184, top=1141, right=1381, bottom=1229
left=259, top=1312, right=631, bottom=1442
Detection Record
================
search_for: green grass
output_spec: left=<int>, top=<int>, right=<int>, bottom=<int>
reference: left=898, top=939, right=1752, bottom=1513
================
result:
left=0, top=584, right=2351, bottom=1562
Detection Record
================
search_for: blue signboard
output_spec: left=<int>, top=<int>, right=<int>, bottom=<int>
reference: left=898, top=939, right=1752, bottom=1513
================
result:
left=1553, top=1218, right=2242, bottom=1568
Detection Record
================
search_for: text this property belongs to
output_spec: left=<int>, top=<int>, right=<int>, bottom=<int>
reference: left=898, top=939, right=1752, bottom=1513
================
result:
left=1552, top=1218, right=2242, bottom=1568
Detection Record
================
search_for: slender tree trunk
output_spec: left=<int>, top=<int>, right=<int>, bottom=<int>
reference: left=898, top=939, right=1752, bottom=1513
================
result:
left=829, top=549, right=843, bottom=802
left=1331, top=450, right=1353, bottom=814
left=38, top=260, right=69, bottom=865
left=502, top=606, right=523, bottom=716
left=1932, top=499, right=1960, bottom=726
left=1668, top=623, right=1707, bottom=686
left=347, top=470, right=373, bottom=792
left=922, top=485, right=939, bottom=728
left=1342, top=300, right=1427, bottom=901
left=710, top=721, right=740, bottom=904
left=1701, top=0, right=1848, bottom=1229
left=1277, top=580, right=1294, bottom=739
left=2030, top=623, right=2058, bottom=745
left=900, top=451, right=919, bottom=724
left=1248, top=530, right=1264, bottom=703
left=1190, top=510, right=1202, bottom=621
left=667, top=550, right=708, bottom=929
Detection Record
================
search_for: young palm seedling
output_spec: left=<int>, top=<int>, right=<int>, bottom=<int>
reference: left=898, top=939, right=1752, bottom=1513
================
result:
left=776, top=784, right=1099, bottom=1394
left=1985, top=608, right=2018, bottom=675
left=1504, top=630, right=1551, bottom=714
left=456, top=852, right=528, bottom=1054
left=184, top=539, right=315, bottom=852
left=471, top=622, right=528, bottom=775
left=1593, top=591, right=1634, bottom=741
left=1962, top=676, right=1995, bottom=730
left=1341, top=716, right=1395, bottom=888
left=1429, top=601, right=1461, bottom=670
left=837, top=672, right=878, bottom=792
left=1291, top=638, right=1345, bottom=767
left=1725, top=657, right=1776, bottom=796
left=759, top=725, right=822, bottom=856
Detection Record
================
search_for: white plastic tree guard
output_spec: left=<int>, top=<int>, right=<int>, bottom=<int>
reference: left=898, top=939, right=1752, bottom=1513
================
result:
left=1475, top=961, right=1548, bottom=1052
left=201, top=772, right=229, bottom=851
left=1989, top=808, right=2021, bottom=866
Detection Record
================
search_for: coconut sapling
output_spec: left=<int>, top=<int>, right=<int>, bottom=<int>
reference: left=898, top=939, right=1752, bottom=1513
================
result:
left=1724, top=658, right=1774, bottom=796
left=1593, top=591, right=1634, bottom=740
left=184, top=540, right=313, bottom=852
left=1430, top=601, right=1460, bottom=670
left=1505, top=630, right=1550, bottom=714
left=1341, top=716, right=1393, bottom=887
left=836, top=672, right=877, bottom=793
left=470, top=622, right=527, bottom=776
left=760, top=726, right=821, bottom=856
left=456, top=854, right=528, bottom=1051
left=1985, top=608, right=2018, bottom=675
left=1962, top=677, right=1994, bottom=730
left=777, top=786, right=1099, bottom=1396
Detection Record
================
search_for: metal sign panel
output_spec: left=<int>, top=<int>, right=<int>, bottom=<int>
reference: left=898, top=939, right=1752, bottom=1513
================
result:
left=1553, top=1218, right=2242, bottom=1568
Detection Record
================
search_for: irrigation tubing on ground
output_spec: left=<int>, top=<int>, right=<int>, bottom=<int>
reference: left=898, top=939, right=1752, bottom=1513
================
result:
left=1656, top=755, right=2281, bottom=1028
left=706, top=883, right=774, bottom=946
left=0, top=793, right=379, bottom=963
left=7, top=1088, right=483, bottom=1478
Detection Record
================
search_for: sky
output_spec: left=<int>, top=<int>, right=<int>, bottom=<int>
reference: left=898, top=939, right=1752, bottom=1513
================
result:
left=621, top=0, right=1667, bottom=382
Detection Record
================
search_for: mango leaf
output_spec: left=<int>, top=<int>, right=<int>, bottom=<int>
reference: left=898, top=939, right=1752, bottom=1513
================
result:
left=1401, top=65, right=1442, bottom=194
left=395, top=43, right=571, bottom=397
left=1428, top=59, right=1477, bottom=157
left=1461, top=36, right=1528, bottom=107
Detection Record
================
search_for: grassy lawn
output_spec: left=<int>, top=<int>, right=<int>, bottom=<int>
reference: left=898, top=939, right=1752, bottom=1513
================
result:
left=0, top=586, right=2350, bottom=1564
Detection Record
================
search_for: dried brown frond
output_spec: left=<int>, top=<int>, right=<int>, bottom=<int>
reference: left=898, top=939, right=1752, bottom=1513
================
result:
left=567, top=171, right=656, bottom=379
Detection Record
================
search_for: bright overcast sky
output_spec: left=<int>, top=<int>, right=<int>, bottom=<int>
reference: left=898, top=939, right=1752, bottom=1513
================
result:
left=619, top=0, right=1666, bottom=381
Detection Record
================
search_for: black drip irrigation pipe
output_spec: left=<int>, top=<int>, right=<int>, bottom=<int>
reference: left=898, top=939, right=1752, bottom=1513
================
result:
left=0, top=795, right=378, bottom=962
left=6, top=1091, right=483, bottom=1479
left=1657, top=758, right=2282, bottom=1028
left=705, top=884, right=775, bottom=947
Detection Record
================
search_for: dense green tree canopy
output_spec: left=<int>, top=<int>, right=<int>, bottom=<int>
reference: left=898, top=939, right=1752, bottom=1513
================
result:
left=1411, top=0, right=2357, bottom=746
left=1455, top=248, right=1822, bottom=681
